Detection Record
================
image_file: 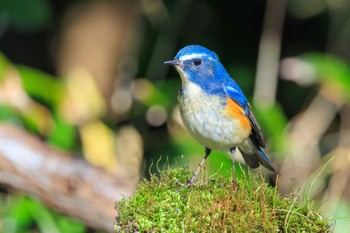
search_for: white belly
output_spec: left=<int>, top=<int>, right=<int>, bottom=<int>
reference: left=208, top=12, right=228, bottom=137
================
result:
left=178, top=82, right=250, bottom=151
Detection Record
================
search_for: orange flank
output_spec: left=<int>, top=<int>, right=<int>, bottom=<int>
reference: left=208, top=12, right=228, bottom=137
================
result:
left=225, top=98, right=251, bottom=130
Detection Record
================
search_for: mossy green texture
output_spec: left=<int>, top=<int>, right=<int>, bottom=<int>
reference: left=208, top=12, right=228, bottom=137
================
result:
left=115, top=168, right=331, bottom=232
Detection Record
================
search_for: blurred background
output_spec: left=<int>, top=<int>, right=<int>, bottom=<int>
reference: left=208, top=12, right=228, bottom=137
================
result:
left=0, top=0, right=350, bottom=232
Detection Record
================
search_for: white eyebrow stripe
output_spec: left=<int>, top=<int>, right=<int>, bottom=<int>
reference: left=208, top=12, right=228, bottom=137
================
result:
left=178, top=53, right=207, bottom=61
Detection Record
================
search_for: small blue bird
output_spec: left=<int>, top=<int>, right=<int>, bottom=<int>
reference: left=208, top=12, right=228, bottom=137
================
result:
left=165, top=45, right=276, bottom=186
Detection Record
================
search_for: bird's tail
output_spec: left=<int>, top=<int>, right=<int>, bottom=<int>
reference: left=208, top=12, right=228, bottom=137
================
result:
left=239, top=137, right=276, bottom=172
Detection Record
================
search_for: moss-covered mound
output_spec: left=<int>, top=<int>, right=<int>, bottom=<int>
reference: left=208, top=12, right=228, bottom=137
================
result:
left=115, top=168, right=331, bottom=232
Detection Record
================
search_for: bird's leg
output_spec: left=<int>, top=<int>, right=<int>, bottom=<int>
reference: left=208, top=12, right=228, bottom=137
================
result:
left=186, top=147, right=211, bottom=186
left=230, top=147, right=237, bottom=186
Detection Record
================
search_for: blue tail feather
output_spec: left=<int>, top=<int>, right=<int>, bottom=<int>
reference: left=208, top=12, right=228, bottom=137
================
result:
left=239, top=136, right=276, bottom=172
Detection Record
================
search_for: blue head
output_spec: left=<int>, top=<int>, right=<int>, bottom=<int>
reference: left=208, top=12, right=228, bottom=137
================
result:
left=165, top=45, right=232, bottom=96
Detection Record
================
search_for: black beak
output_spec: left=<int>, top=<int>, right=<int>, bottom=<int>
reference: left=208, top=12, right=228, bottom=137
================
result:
left=164, top=59, right=181, bottom=66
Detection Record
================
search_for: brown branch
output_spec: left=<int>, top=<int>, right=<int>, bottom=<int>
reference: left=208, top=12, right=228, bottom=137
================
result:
left=0, top=123, right=134, bottom=232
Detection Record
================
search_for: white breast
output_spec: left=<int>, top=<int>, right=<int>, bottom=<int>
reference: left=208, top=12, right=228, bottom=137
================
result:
left=179, top=82, right=250, bottom=151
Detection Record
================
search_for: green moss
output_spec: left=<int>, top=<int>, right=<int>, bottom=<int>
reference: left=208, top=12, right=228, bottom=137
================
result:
left=115, top=168, right=331, bottom=232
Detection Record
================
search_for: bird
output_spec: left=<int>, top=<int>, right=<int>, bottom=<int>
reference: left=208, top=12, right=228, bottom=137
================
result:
left=164, top=45, right=276, bottom=186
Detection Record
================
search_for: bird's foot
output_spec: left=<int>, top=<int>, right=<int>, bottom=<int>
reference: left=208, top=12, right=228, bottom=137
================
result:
left=176, top=176, right=196, bottom=187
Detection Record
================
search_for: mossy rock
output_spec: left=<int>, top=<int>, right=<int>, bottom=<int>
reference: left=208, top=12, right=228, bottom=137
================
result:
left=115, top=168, right=331, bottom=232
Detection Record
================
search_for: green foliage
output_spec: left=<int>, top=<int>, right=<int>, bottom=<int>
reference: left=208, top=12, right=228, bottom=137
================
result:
left=48, top=112, right=77, bottom=150
left=0, top=0, right=53, bottom=32
left=0, top=54, right=81, bottom=232
left=115, top=168, right=331, bottom=232
left=3, top=196, right=86, bottom=233
left=17, top=65, right=65, bottom=107
left=0, top=54, right=11, bottom=79
left=254, top=103, right=289, bottom=156
left=0, top=53, right=77, bottom=149
left=301, top=53, right=350, bottom=99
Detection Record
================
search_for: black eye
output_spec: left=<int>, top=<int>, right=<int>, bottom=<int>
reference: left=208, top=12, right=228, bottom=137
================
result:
left=193, top=59, right=202, bottom=66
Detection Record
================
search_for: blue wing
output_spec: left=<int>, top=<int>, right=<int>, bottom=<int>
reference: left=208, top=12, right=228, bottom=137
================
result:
left=224, top=80, right=265, bottom=148
left=224, top=79, right=275, bottom=172
left=224, top=80, right=248, bottom=109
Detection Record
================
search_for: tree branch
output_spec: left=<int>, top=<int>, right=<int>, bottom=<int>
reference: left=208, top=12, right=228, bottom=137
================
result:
left=0, top=123, right=134, bottom=232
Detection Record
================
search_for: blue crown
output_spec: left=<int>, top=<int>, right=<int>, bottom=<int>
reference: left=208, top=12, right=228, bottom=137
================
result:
left=175, top=45, right=219, bottom=61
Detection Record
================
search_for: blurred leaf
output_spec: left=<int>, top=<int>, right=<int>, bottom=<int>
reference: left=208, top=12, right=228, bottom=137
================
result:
left=4, top=196, right=86, bottom=233
left=17, top=65, right=65, bottom=107
left=25, top=198, right=61, bottom=233
left=48, top=112, right=77, bottom=150
left=301, top=53, right=350, bottom=100
left=0, top=105, right=22, bottom=125
left=0, top=0, right=53, bottom=32
left=57, top=216, right=86, bottom=233
left=0, top=103, right=52, bottom=135
left=0, top=102, right=53, bottom=136
left=0, top=53, right=12, bottom=79
left=131, top=79, right=178, bottom=120
left=134, top=78, right=173, bottom=108
left=288, top=0, right=327, bottom=19
left=60, top=68, right=106, bottom=124
left=4, top=196, right=33, bottom=233
left=153, top=79, right=180, bottom=108
left=254, top=103, right=289, bottom=156
left=80, top=120, right=117, bottom=172
left=0, top=59, right=54, bottom=135
left=20, top=101, right=53, bottom=135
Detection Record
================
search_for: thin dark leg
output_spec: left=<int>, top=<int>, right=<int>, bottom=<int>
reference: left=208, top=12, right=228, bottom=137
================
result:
left=230, top=147, right=236, bottom=171
left=187, top=147, right=211, bottom=186
left=230, top=147, right=237, bottom=185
